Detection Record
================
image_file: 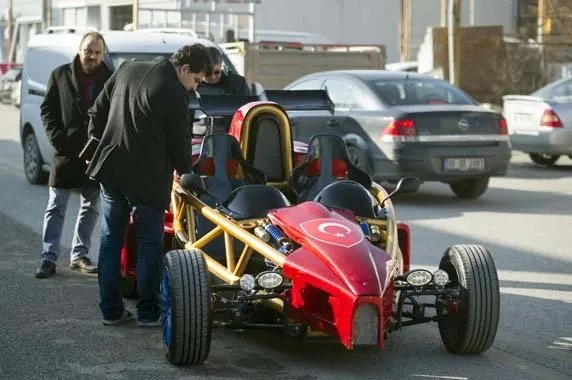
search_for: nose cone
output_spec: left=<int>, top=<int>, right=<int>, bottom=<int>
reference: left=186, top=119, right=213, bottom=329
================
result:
left=336, top=243, right=392, bottom=296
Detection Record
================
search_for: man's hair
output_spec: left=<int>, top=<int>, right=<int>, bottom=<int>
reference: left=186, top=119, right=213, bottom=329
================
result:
left=170, top=44, right=213, bottom=74
left=79, top=31, right=107, bottom=52
left=206, top=46, right=223, bottom=66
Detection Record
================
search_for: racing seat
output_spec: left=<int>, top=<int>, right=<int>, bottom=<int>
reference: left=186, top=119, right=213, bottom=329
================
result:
left=290, top=134, right=372, bottom=202
left=191, top=133, right=266, bottom=201
left=190, top=134, right=267, bottom=262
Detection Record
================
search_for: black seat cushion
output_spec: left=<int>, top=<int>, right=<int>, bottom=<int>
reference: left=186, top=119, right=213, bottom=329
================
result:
left=222, top=184, right=291, bottom=220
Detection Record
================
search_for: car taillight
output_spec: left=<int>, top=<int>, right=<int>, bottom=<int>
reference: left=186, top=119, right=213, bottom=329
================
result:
left=380, top=118, right=417, bottom=140
left=540, top=109, right=563, bottom=128
left=498, top=117, right=508, bottom=135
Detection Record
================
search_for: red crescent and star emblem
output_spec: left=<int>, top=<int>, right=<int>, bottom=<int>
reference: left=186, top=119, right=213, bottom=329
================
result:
left=299, top=218, right=364, bottom=248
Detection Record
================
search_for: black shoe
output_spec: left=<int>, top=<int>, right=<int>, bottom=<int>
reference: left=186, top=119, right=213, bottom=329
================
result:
left=35, top=261, right=56, bottom=279
left=70, top=257, right=98, bottom=274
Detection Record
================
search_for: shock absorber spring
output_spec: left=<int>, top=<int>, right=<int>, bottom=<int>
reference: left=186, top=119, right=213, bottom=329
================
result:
left=264, top=223, right=287, bottom=245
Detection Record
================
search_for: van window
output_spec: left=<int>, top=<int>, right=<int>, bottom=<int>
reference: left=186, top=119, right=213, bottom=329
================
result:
left=109, top=52, right=171, bottom=70
left=109, top=51, right=236, bottom=72
left=26, top=48, right=73, bottom=86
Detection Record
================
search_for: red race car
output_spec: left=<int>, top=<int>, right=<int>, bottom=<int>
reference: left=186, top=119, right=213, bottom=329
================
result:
left=121, top=91, right=500, bottom=366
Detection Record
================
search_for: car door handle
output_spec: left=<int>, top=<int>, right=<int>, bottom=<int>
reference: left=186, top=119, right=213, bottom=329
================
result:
left=326, top=120, right=339, bottom=127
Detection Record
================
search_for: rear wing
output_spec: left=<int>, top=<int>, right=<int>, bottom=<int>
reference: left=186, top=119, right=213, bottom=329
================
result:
left=262, top=90, right=334, bottom=114
left=188, top=90, right=334, bottom=116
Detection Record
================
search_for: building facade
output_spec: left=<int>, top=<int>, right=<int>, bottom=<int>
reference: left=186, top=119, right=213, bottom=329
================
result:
left=4, top=0, right=520, bottom=62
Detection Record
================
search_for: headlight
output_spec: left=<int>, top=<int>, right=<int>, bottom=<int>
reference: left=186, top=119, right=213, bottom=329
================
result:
left=256, top=271, right=284, bottom=289
left=433, top=269, right=450, bottom=286
left=406, top=269, right=433, bottom=287
left=239, top=274, right=256, bottom=292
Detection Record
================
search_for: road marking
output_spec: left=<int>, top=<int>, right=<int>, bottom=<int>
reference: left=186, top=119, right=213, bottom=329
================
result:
left=500, top=287, right=572, bottom=303
left=411, top=375, right=468, bottom=380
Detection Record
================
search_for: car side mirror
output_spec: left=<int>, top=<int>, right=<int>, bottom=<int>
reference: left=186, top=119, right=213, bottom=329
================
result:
left=380, top=176, right=420, bottom=206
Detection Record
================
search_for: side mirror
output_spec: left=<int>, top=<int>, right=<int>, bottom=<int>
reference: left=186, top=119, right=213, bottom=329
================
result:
left=380, top=176, right=420, bottom=206
left=394, top=177, right=420, bottom=194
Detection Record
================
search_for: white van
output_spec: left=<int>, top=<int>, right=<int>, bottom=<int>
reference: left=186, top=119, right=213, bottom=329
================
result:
left=20, top=30, right=231, bottom=184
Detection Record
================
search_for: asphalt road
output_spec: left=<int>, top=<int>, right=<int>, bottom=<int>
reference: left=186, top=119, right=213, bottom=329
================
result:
left=0, top=103, right=571, bottom=380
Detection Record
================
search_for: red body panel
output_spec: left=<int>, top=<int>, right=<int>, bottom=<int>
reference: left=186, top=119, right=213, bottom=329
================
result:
left=271, top=202, right=395, bottom=349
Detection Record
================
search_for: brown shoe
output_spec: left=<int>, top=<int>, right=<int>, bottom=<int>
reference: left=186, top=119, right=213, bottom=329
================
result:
left=70, top=257, right=98, bottom=274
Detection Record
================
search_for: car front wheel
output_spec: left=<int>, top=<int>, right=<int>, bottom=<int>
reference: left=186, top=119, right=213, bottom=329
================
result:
left=162, top=249, right=212, bottom=366
left=437, top=244, right=500, bottom=354
left=23, top=132, right=48, bottom=185
left=449, top=177, right=489, bottom=199
left=529, top=153, right=560, bottom=166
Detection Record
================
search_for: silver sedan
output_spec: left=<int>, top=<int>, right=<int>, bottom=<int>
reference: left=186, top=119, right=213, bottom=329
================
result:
left=503, top=76, right=572, bottom=166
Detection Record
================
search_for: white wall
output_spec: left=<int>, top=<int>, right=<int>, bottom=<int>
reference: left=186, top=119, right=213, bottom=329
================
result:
left=255, top=0, right=518, bottom=63
left=254, top=0, right=398, bottom=59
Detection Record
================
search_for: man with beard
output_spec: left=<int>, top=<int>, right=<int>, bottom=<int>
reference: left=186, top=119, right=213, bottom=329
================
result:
left=35, top=32, right=113, bottom=279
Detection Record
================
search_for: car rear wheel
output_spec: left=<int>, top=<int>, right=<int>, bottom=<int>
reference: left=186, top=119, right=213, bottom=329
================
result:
left=162, top=249, right=212, bottom=366
left=529, top=153, right=560, bottom=166
left=346, top=144, right=370, bottom=174
left=23, top=132, right=48, bottom=185
left=449, top=177, right=489, bottom=199
left=437, top=244, right=500, bottom=354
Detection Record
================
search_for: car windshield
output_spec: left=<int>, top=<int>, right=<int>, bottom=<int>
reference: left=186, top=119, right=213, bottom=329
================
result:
left=369, top=78, right=475, bottom=106
left=109, top=51, right=236, bottom=73
left=531, top=78, right=572, bottom=102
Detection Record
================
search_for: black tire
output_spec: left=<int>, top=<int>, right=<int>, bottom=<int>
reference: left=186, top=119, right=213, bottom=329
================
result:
left=119, top=277, right=138, bottom=298
left=437, top=244, right=500, bottom=354
left=23, top=132, right=48, bottom=185
left=529, top=153, right=560, bottom=166
left=449, top=177, right=489, bottom=199
left=162, top=249, right=212, bottom=366
left=346, top=144, right=370, bottom=174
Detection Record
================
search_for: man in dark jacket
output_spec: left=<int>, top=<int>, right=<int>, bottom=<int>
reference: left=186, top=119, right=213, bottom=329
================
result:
left=197, top=46, right=250, bottom=133
left=35, top=32, right=112, bottom=279
left=86, top=44, right=212, bottom=326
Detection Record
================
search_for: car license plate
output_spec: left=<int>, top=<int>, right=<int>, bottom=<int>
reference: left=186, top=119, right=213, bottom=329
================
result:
left=443, top=158, right=485, bottom=172
left=513, top=113, right=532, bottom=124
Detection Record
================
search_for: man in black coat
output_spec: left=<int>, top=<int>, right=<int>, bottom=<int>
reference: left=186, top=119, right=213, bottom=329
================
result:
left=85, top=44, right=212, bottom=326
left=35, top=32, right=113, bottom=279
left=197, top=46, right=250, bottom=133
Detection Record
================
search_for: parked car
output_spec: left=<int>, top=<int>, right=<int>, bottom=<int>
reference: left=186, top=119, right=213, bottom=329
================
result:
left=0, top=67, right=22, bottom=105
left=503, top=76, right=572, bottom=166
left=284, top=70, right=511, bottom=198
left=20, top=30, right=235, bottom=185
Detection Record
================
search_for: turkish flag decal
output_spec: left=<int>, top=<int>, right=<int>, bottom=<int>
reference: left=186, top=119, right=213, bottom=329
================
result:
left=300, top=218, right=364, bottom=248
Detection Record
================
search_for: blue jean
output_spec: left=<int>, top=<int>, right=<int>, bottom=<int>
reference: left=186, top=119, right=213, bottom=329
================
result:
left=98, top=184, right=165, bottom=321
left=41, top=187, right=100, bottom=263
